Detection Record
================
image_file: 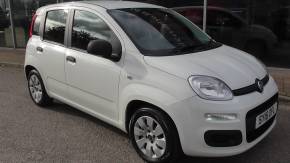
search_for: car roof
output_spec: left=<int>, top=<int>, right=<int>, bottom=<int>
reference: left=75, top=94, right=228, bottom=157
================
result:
left=79, top=1, right=163, bottom=9
left=38, top=0, right=163, bottom=12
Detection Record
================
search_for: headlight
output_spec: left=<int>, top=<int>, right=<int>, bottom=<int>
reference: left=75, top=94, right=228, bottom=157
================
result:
left=188, top=76, right=233, bottom=101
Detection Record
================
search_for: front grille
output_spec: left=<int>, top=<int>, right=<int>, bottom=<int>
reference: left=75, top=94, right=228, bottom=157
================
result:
left=233, top=75, right=269, bottom=96
left=246, top=93, right=278, bottom=142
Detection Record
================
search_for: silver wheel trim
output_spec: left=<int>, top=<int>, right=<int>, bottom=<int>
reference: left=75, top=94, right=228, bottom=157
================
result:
left=29, top=74, right=43, bottom=103
left=134, top=115, right=166, bottom=159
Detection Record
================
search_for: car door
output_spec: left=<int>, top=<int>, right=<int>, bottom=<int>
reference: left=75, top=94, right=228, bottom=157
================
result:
left=65, top=9, right=123, bottom=121
left=38, top=9, right=69, bottom=98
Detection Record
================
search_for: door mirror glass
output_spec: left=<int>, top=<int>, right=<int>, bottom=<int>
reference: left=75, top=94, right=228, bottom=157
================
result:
left=87, top=39, right=112, bottom=59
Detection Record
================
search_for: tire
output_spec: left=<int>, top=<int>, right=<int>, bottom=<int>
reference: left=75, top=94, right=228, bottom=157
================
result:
left=129, top=107, right=182, bottom=163
left=27, top=69, right=53, bottom=106
left=244, top=40, right=267, bottom=59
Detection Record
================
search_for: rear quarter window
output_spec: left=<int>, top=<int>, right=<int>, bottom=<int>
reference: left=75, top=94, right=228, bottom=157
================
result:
left=32, top=16, right=41, bottom=36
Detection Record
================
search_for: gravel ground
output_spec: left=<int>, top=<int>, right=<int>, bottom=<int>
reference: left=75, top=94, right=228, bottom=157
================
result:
left=0, top=66, right=289, bottom=163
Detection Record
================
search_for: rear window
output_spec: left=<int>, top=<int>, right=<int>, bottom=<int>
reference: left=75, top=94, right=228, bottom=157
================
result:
left=43, top=9, right=68, bottom=44
left=32, top=16, right=41, bottom=36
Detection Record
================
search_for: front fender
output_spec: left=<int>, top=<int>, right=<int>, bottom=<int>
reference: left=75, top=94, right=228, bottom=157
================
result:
left=118, top=83, right=181, bottom=131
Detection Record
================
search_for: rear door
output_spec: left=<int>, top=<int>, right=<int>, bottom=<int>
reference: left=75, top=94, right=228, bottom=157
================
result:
left=38, top=8, right=69, bottom=98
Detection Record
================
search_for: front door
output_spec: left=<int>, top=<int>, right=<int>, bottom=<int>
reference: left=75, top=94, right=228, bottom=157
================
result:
left=65, top=9, right=122, bottom=121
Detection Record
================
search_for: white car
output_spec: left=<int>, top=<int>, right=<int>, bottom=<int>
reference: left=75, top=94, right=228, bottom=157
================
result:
left=24, top=1, right=279, bottom=163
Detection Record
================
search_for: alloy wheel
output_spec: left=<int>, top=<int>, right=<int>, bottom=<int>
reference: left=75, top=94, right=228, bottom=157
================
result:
left=29, top=74, right=43, bottom=103
left=133, top=116, right=167, bottom=159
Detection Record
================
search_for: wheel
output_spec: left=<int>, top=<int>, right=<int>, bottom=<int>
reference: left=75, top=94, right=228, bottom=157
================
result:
left=129, top=107, right=182, bottom=163
left=244, top=40, right=267, bottom=59
left=27, top=70, right=53, bottom=106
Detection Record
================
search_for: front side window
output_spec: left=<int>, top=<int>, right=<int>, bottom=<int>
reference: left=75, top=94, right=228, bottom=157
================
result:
left=109, top=8, right=220, bottom=56
left=71, top=10, right=120, bottom=53
left=43, top=9, right=68, bottom=44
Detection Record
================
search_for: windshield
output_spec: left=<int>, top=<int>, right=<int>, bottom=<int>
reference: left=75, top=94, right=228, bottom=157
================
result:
left=108, top=8, right=221, bottom=56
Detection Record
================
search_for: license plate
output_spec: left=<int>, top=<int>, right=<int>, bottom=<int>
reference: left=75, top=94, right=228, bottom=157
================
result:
left=255, top=102, right=277, bottom=129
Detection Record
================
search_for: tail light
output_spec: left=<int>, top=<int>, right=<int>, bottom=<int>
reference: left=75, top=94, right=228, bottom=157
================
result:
left=29, top=14, right=37, bottom=38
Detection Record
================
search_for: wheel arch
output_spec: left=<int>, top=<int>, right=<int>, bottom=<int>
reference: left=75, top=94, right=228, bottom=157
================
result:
left=25, top=65, right=37, bottom=79
left=125, top=99, right=184, bottom=156
left=125, top=100, right=161, bottom=132
left=125, top=100, right=180, bottom=142
left=24, top=64, right=49, bottom=96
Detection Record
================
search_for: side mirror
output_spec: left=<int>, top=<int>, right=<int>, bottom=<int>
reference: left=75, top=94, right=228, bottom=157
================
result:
left=87, top=39, right=112, bottom=59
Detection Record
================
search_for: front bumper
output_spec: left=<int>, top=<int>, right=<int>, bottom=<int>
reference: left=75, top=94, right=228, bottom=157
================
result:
left=166, top=75, right=279, bottom=157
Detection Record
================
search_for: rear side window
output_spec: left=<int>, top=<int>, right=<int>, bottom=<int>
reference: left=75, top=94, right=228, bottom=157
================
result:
left=71, top=10, right=120, bottom=53
left=43, top=9, right=68, bottom=44
left=32, top=16, right=41, bottom=36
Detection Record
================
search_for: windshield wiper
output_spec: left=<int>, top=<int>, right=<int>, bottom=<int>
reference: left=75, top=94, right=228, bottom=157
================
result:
left=173, top=41, right=209, bottom=52
left=172, top=39, right=221, bottom=54
left=173, top=44, right=203, bottom=52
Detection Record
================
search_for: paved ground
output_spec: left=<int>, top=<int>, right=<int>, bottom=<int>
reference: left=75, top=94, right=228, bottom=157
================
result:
left=0, top=48, right=25, bottom=66
left=0, top=66, right=289, bottom=163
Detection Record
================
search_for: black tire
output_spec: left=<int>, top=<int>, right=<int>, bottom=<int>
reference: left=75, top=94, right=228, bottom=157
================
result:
left=244, top=40, right=267, bottom=59
left=129, top=107, right=182, bottom=163
left=27, top=69, right=53, bottom=106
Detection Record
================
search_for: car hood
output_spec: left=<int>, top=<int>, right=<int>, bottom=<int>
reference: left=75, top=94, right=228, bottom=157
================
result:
left=144, top=45, right=267, bottom=90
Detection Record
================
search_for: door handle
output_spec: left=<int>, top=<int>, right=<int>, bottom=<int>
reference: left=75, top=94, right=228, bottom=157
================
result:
left=66, top=56, right=76, bottom=63
left=36, top=47, right=43, bottom=52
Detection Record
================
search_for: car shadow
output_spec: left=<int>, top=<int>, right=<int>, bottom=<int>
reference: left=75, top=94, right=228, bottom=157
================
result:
left=44, top=99, right=128, bottom=138
left=178, top=138, right=269, bottom=163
